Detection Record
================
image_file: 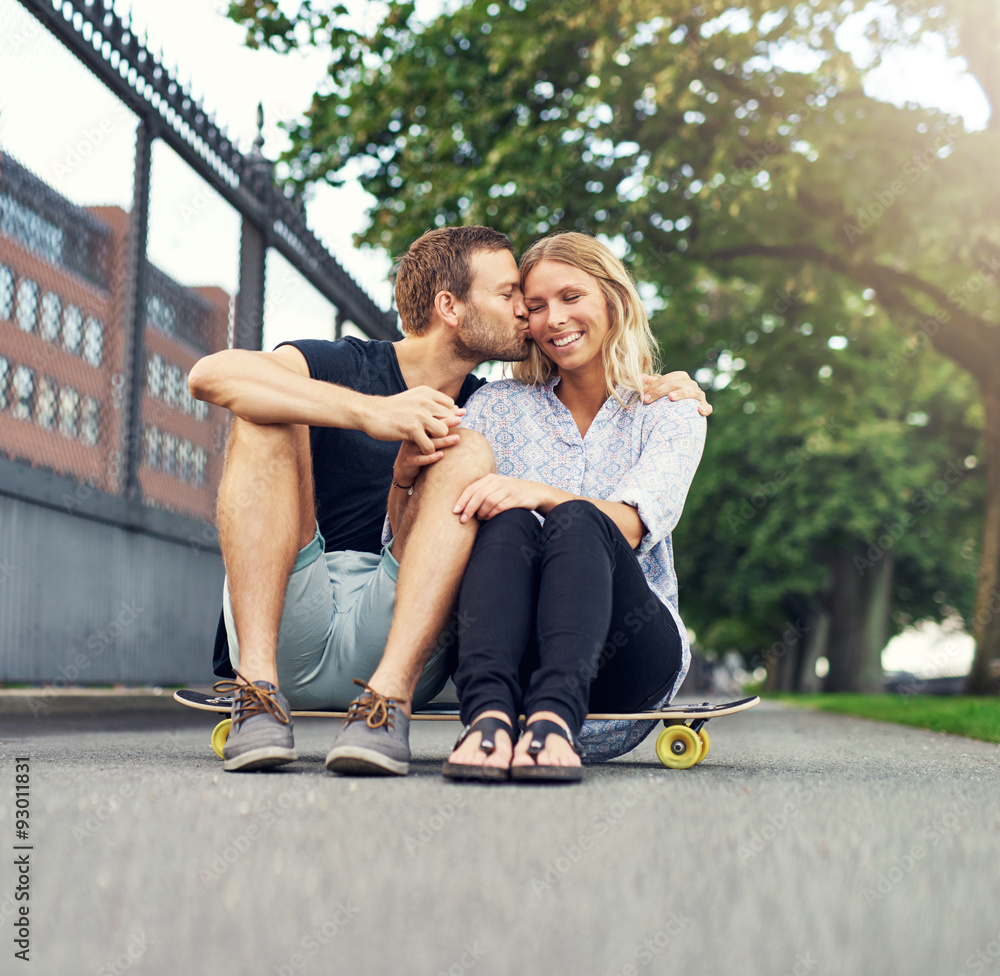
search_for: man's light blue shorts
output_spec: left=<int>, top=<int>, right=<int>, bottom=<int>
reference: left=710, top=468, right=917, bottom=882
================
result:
left=222, top=526, right=450, bottom=710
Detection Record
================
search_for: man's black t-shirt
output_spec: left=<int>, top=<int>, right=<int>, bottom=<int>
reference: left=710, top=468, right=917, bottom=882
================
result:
left=212, top=336, right=486, bottom=677
left=284, top=336, right=487, bottom=554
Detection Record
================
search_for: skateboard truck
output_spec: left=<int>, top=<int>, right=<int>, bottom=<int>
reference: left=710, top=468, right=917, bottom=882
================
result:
left=657, top=703, right=719, bottom=768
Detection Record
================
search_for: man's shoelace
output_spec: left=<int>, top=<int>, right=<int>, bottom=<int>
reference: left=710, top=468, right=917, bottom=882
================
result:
left=213, top=671, right=291, bottom=730
left=344, top=679, right=401, bottom=730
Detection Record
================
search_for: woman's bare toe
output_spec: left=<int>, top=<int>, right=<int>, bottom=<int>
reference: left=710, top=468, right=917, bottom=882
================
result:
left=511, top=712, right=581, bottom=769
left=446, top=710, right=513, bottom=769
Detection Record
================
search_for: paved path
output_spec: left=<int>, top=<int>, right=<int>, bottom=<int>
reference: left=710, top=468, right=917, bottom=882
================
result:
left=0, top=694, right=997, bottom=975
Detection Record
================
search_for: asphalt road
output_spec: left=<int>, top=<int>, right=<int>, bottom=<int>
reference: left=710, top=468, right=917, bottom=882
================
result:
left=0, top=692, right=997, bottom=976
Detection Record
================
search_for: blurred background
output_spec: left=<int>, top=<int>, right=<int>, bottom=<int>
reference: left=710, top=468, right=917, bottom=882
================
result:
left=0, top=0, right=996, bottom=697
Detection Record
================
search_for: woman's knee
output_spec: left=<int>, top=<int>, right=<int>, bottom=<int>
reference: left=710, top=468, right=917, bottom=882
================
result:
left=476, top=507, right=541, bottom=546
left=542, top=499, right=608, bottom=540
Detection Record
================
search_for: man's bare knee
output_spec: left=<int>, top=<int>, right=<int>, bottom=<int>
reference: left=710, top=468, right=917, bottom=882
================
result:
left=424, top=428, right=495, bottom=484
left=455, top=428, right=493, bottom=464
left=227, top=417, right=306, bottom=457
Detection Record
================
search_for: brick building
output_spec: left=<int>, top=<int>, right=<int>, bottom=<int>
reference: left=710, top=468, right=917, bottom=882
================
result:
left=0, top=153, right=228, bottom=523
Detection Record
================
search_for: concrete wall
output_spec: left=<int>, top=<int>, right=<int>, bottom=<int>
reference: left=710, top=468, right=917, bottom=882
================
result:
left=0, top=460, right=223, bottom=686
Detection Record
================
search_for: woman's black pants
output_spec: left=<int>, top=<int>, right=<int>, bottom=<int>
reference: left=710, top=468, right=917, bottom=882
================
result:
left=452, top=501, right=683, bottom=734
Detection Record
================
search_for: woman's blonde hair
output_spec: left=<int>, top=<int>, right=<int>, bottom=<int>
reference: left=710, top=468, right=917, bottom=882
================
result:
left=514, top=232, right=659, bottom=404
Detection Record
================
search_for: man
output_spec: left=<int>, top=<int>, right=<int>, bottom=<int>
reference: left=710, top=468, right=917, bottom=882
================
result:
left=189, top=226, right=710, bottom=776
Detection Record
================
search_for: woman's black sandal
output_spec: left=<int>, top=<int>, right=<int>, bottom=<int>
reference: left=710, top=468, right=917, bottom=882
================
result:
left=442, top=715, right=514, bottom=782
left=510, top=720, right=584, bottom=783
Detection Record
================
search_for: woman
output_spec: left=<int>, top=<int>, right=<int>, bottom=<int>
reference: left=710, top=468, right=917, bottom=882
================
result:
left=443, top=232, right=706, bottom=781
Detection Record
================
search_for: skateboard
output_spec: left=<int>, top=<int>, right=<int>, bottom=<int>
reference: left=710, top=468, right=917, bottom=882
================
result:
left=174, top=689, right=759, bottom=769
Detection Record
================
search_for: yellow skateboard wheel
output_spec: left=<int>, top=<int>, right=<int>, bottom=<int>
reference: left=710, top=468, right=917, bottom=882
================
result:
left=695, top=728, right=711, bottom=763
left=655, top=724, right=702, bottom=769
left=211, top=718, right=232, bottom=759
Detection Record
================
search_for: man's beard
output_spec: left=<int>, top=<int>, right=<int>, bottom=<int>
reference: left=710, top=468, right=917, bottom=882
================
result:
left=453, top=301, right=531, bottom=364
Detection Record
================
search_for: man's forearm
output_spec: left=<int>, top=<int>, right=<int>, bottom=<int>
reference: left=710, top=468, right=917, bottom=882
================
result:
left=188, top=349, right=371, bottom=428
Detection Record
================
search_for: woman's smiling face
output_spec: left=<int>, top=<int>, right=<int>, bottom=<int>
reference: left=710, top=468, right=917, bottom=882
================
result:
left=522, top=259, right=610, bottom=376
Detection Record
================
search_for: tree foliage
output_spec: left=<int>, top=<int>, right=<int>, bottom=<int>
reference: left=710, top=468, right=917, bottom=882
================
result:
left=669, top=277, right=982, bottom=674
left=229, top=0, right=998, bottom=689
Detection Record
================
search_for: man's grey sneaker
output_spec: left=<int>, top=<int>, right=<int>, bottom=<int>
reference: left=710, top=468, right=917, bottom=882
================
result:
left=325, top=679, right=410, bottom=776
left=213, top=673, right=298, bottom=772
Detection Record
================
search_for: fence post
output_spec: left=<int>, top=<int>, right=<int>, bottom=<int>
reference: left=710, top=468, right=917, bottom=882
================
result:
left=120, top=118, right=155, bottom=501
left=235, top=223, right=265, bottom=351
left=233, top=106, right=271, bottom=351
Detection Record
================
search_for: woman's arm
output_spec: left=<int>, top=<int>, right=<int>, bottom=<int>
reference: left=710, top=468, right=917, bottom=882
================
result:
left=453, top=475, right=645, bottom=549
left=605, top=399, right=707, bottom=553
left=454, top=395, right=706, bottom=550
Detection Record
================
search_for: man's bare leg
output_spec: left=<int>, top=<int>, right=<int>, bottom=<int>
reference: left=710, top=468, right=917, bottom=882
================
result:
left=364, top=429, right=495, bottom=715
left=216, top=419, right=316, bottom=687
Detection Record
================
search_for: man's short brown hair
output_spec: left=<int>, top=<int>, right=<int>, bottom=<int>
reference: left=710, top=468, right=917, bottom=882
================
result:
left=394, top=226, right=512, bottom=335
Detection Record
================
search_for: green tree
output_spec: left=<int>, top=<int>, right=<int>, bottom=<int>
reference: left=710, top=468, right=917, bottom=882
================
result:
left=665, top=274, right=981, bottom=691
left=229, top=0, right=998, bottom=689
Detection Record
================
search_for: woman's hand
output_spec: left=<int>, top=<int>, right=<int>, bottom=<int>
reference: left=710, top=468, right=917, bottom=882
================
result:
left=453, top=474, right=552, bottom=523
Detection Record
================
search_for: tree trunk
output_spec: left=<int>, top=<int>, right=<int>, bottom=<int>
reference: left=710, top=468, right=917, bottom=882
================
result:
left=824, top=550, right=893, bottom=692
left=965, top=374, right=1000, bottom=694
left=762, top=600, right=810, bottom=692
left=763, top=657, right=786, bottom=693
left=763, top=629, right=800, bottom=692
left=797, top=610, right=831, bottom=693
left=824, top=551, right=862, bottom=692
left=856, top=552, right=892, bottom=693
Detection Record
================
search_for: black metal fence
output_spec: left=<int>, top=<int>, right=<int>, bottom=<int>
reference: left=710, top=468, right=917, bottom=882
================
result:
left=0, top=0, right=397, bottom=531
left=0, top=0, right=397, bottom=683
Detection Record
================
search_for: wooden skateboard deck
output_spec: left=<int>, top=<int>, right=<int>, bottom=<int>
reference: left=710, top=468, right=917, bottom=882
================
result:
left=174, top=689, right=759, bottom=722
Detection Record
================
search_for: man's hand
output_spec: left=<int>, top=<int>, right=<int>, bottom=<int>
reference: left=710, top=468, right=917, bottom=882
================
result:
left=359, top=386, right=465, bottom=453
left=393, top=432, right=462, bottom=487
left=453, top=474, right=551, bottom=523
left=641, top=371, right=713, bottom=416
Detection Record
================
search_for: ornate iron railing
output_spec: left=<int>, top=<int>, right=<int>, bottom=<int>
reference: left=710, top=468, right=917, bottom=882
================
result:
left=18, top=0, right=398, bottom=340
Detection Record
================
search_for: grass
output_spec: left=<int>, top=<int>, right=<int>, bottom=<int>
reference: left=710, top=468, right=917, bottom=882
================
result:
left=765, top=693, right=1000, bottom=744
